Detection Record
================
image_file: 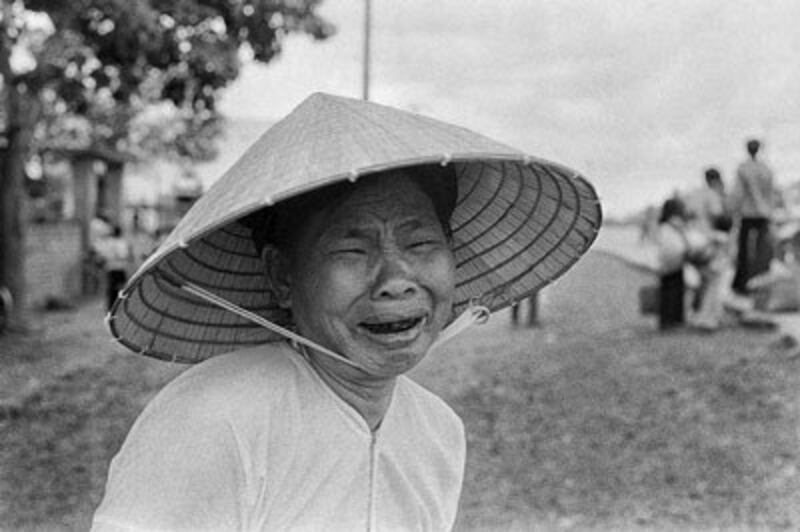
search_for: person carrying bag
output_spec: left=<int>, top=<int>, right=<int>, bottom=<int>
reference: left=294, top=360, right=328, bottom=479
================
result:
left=655, top=199, right=692, bottom=329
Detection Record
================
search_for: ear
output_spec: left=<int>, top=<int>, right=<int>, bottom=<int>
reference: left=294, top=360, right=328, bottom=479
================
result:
left=260, top=244, right=293, bottom=309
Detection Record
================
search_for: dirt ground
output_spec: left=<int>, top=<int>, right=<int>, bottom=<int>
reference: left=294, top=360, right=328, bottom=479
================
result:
left=2, top=251, right=800, bottom=531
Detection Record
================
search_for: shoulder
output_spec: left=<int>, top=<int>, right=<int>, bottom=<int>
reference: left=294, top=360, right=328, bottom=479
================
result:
left=736, top=160, right=752, bottom=177
left=180, top=342, right=300, bottom=384
left=141, top=343, right=303, bottom=424
left=179, top=342, right=298, bottom=385
left=758, top=161, right=774, bottom=178
left=395, top=377, right=465, bottom=442
left=93, top=346, right=304, bottom=532
left=113, top=343, right=308, bottom=472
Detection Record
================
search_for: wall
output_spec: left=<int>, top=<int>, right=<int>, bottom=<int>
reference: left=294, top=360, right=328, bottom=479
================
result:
left=25, top=221, right=83, bottom=307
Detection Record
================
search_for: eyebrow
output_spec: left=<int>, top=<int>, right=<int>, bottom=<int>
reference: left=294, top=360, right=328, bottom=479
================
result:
left=331, top=216, right=440, bottom=237
left=338, top=227, right=374, bottom=240
left=398, top=218, right=432, bottom=232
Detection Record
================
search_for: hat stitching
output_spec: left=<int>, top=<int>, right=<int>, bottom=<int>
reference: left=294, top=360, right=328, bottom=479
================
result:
left=451, top=163, right=483, bottom=213
left=179, top=246, right=265, bottom=278
left=162, top=260, right=286, bottom=320
left=454, top=165, right=545, bottom=276
left=139, top=276, right=256, bottom=334
left=164, top=256, right=264, bottom=294
left=194, top=233, right=258, bottom=260
left=455, top=188, right=561, bottom=298
left=452, top=163, right=525, bottom=252
left=127, top=284, right=269, bottom=346
left=484, top=170, right=591, bottom=299
left=450, top=161, right=505, bottom=233
left=112, top=321, right=212, bottom=364
left=150, top=272, right=275, bottom=316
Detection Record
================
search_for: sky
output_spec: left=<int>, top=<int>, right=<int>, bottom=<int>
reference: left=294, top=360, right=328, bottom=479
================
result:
left=217, top=0, right=800, bottom=217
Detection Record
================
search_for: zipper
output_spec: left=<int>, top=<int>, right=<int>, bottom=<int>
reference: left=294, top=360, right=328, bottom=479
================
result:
left=367, top=431, right=378, bottom=532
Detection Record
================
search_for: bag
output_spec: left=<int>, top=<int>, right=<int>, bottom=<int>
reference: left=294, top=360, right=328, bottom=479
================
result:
left=658, top=223, right=689, bottom=273
left=753, top=278, right=800, bottom=312
left=638, top=284, right=659, bottom=315
left=749, top=260, right=800, bottom=312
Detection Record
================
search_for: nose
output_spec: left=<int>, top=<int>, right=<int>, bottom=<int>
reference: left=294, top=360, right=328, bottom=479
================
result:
left=371, top=251, right=418, bottom=300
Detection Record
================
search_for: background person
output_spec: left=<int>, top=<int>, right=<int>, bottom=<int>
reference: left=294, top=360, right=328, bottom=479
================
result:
left=731, top=139, right=777, bottom=294
left=656, top=198, right=690, bottom=330
left=96, top=225, right=132, bottom=311
left=697, top=167, right=733, bottom=233
left=686, top=168, right=735, bottom=330
left=655, top=197, right=715, bottom=330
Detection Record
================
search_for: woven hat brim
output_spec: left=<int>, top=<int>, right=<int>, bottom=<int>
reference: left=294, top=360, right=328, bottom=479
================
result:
left=110, top=154, right=600, bottom=363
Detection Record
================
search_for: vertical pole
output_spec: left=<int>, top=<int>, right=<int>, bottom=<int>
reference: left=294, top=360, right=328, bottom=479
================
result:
left=362, top=0, right=371, bottom=100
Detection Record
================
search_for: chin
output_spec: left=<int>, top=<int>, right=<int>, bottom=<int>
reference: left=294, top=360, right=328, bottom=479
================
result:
left=367, top=344, right=428, bottom=376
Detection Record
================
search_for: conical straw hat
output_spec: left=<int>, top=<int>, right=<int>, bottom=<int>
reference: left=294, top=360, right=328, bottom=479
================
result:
left=109, top=93, right=602, bottom=363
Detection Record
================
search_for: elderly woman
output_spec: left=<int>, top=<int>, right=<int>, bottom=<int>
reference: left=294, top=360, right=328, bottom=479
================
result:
left=92, top=93, right=601, bottom=531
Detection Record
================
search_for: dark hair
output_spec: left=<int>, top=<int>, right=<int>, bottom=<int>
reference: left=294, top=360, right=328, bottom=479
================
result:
left=747, top=139, right=761, bottom=156
left=244, top=163, right=458, bottom=256
left=704, top=167, right=721, bottom=186
left=658, top=197, right=687, bottom=224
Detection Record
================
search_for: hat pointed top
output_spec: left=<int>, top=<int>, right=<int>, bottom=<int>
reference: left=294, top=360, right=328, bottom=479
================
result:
left=162, top=92, right=522, bottom=250
left=268, top=91, right=520, bottom=160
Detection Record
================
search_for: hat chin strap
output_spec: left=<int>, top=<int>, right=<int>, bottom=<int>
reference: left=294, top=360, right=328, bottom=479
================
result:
left=178, top=281, right=358, bottom=368
left=176, top=281, right=490, bottom=369
left=428, top=304, right=490, bottom=353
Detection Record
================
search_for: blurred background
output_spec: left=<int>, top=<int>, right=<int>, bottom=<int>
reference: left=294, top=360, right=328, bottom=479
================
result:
left=215, top=0, right=800, bottom=218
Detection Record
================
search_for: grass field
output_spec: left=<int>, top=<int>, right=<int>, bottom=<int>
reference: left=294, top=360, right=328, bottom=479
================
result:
left=2, top=251, right=800, bottom=531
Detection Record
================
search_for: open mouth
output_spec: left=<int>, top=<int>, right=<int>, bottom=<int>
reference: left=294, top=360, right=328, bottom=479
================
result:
left=359, top=316, right=425, bottom=335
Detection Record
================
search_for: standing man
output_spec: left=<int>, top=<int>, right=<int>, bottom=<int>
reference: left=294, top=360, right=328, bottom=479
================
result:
left=731, top=139, right=777, bottom=294
left=98, top=225, right=132, bottom=311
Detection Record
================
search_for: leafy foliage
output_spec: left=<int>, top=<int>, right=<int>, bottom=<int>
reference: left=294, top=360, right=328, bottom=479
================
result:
left=0, top=0, right=334, bottom=320
left=10, top=0, right=335, bottom=160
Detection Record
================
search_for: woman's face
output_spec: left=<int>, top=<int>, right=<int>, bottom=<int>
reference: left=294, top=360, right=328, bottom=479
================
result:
left=282, top=172, right=456, bottom=379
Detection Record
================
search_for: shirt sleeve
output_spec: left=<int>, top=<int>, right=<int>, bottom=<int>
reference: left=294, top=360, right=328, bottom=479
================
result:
left=731, top=169, right=744, bottom=215
left=92, top=386, right=248, bottom=532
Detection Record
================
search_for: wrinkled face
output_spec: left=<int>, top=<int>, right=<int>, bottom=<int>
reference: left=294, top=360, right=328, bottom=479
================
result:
left=283, top=172, right=456, bottom=378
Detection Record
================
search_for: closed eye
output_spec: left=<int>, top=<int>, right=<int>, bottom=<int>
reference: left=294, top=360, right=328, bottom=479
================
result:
left=328, top=236, right=371, bottom=256
left=333, top=247, right=367, bottom=255
left=409, top=239, right=442, bottom=250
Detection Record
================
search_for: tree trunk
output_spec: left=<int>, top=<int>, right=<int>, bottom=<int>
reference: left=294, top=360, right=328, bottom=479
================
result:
left=0, top=4, right=37, bottom=328
left=101, top=160, right=125, bottom=227
left=0, top=85, right=41, bottom=328
left=72, top=154, right=98, bottom=296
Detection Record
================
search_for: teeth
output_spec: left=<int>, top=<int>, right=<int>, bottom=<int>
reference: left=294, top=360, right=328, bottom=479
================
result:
left=362, top=317, right=421, bottom=334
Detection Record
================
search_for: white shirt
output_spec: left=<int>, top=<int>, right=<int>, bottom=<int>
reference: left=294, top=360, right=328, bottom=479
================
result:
left=92, top=343, right=466, bottom=532
left=96, top=236, right=131, bottom=271
left=734, top=158, right=775, bottom=218
left=690, top=187, right=726, bottom=230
